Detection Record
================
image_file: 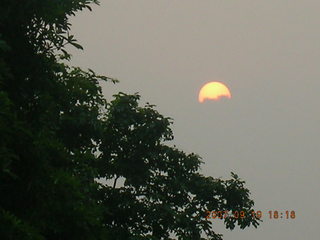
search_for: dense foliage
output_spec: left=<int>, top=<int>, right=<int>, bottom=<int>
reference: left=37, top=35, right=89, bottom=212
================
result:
left=0, top=1, right=260, bottom=239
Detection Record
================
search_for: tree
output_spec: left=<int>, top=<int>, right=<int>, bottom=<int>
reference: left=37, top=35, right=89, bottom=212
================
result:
left=1, top=1, right=110, bottom=239
left=0, top=1, right=260, bottom=239
left=96, top=93, right=259, bottom=240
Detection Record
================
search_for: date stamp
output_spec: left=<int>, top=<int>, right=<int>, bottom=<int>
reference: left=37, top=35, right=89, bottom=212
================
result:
left=205, top=210, right=296, bottom=220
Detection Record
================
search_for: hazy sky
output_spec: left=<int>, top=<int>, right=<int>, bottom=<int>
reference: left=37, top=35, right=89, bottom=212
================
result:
left=69, top=1, right=320, bottom=239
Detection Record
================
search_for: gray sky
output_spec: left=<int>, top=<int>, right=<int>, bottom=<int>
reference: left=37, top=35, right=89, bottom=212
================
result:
left=70, top=1, right=320, bottom=239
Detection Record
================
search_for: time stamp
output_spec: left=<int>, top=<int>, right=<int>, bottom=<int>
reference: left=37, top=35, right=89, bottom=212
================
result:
left=205, top=210, right=296, bottom=220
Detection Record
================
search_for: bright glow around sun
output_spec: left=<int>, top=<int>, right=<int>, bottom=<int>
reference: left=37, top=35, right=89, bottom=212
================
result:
left=198, top=81, right=231, bottom=103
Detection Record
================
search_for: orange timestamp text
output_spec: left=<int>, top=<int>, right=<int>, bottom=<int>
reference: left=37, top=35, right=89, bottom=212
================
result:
left=205, top=210, right=296, bottom=220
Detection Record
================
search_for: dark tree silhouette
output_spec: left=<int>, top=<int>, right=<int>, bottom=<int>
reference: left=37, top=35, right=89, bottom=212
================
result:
left=0, top=1, right=260, bottom=239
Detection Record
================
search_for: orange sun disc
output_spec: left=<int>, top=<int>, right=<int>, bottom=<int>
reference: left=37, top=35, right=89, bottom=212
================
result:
left=198, top=81, right=231, bottom=103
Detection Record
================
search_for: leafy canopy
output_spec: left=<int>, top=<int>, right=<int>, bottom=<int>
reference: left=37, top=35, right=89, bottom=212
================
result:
left=0, top=1, right=260, bottom=239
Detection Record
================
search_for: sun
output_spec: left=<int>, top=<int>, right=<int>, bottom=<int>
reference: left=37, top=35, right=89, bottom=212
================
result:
left=198, top=81, right=231, bottom=103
